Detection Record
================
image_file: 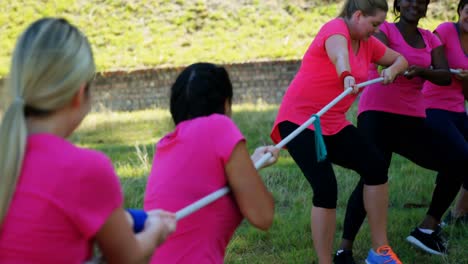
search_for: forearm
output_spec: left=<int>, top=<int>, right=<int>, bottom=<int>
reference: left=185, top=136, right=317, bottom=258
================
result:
left=135, top=232, right=159, bottom=262
left=387, top=55, right=408, bottom=76
left=420, top=68, right=452, bottom=86
left=333, top=53, right=351, bottom=76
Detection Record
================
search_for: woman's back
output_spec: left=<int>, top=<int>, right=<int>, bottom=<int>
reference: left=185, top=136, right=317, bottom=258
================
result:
left=144, top=114, right=244, bottom=263
left=0, top=133, right=123, bottom=264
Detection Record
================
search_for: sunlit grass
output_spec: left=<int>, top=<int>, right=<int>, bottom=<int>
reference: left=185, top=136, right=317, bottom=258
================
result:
left=0, top=0, right=457, bottom=78
left=69, top=102, right=467, bottom=263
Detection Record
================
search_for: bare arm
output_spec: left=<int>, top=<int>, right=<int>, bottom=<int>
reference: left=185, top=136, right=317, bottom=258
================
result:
left=96, top=207, right=176, bottom=264
left=226, top=141, right=275, bottom=230
left=374, top=48, right=408, bottom=84
left=403, top=30, right=450, bottom=85
left=325, top=34, right=358, bottom=92
left=404, top=46, right=451, bottom=86
left=325, top=34, right=351, bottom=76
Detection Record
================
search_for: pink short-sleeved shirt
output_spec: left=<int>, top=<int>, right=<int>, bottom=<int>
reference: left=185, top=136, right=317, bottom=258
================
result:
left=0, top=134, right=123, bottom=264
left=423, top=22, right=468, bottom=113
left=358, top=21, right=442, bottom=117
left=271, top=18, right=386, bottom=141
left=144, top=114, right=244, bottom=264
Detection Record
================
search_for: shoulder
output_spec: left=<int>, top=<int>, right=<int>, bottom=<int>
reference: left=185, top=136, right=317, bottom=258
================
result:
left=68, top=147, right=118, bottom=184
left=191, top=114, right=238, bottom=131
left=434, top=22, right=456, bottom=38
left=378, top=21, right=395, bottom=37
left=435, top=22, right=454, bottom=32
left=324, top=18, right=346, bottom=28
left=82, top=149, right=115, bottom=172
left=319, top=18, right=349, bottom=38
left=418, top=26, right=439, bottom=39
left=419, top=27, right=442, bottom=47
left=419, top=27, right=435, bottom=36
left=207, top=113, right=236, bottom=125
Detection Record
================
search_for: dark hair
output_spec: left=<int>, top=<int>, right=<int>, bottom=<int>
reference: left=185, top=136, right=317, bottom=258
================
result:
left=170, top=63, right=233, bottom=125
left=393, top=0, right=430, bottom=16
left=339, top=0, right=388, bottom=18
left=458, top=0, right=468, bottom=16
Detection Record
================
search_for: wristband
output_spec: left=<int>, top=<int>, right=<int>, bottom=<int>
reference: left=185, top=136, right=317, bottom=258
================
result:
left=126, top=209, right=148, bottom=233
left=339, top=71, right=353, bottom=86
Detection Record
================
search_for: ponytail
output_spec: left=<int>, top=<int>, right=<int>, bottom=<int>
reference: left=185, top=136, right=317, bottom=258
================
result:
left=0, top=97, right=28, bottom=225
left=0, top=18, right=95, bottom=225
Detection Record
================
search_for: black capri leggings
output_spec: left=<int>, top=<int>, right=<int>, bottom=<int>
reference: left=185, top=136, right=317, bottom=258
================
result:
left=342, top=111, right=467, bottom=241
left=426, top=109, right=468, bottom=189
left=278, top=121, right=388, bottom=209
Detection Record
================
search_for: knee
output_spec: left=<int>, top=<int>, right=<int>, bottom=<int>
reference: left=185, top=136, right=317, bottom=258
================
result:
left=312, top=183, right=337, bottom=209
left=359, top=159, right=388, bottom=186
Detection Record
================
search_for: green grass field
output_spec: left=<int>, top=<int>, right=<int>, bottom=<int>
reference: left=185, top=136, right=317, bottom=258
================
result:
left=2, top=0, right=466, bottom=262
left=0, top=0, right=460, bottom=78
left=71, top=103, right=467, bottom=264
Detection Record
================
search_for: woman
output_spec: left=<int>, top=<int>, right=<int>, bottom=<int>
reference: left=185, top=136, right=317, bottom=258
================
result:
left=422, top=0, right=468, bottom=227
left=0, top=18, right=176, bottom=263
left=144, top=62, right=280, bottom=263
left=336, top=0, right=467, bottom=262
left=270, top=0, right=408, bottom=263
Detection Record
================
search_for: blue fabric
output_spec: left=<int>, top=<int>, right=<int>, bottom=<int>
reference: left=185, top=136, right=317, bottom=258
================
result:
left=126, top=209, right=148, bottom=233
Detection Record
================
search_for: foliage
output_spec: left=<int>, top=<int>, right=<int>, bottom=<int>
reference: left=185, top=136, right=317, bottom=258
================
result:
left=0, top=0, right=455, bottom=77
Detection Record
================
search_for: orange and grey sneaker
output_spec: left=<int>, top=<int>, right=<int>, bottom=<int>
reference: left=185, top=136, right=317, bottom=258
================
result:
left=365, top=245, right=402, bottom=264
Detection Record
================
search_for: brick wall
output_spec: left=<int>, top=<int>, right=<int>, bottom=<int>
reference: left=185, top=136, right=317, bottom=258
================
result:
left=0, top=59, right=301, bottom=112
left=91, top=59, right=301, bottom=111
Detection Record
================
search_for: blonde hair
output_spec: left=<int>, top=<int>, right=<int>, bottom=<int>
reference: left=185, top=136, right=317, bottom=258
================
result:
left=0, top=18, right=95, bottom=224
left=339, top=0, right=388, bottom=18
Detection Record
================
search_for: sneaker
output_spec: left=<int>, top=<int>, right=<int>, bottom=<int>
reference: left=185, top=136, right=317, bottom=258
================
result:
left=333, top=249, right=356, bottom=264
left=406, top=226, right=447, bottom=255
left=441, top=211, right=468, bottom=227
left=365, top=245, right=402, bottom=264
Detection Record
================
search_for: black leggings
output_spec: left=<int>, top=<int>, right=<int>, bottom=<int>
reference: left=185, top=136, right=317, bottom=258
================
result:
left=342, top=111, right=466, bottom=241
left=278, top=121, right=388, bottom=209
left=426, top=109, right=468, bottom=189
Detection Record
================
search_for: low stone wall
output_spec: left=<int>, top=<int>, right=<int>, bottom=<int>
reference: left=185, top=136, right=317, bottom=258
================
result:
left=0, top=59, right=302, bottom=112
left=91, top=59, right=301, bottom=111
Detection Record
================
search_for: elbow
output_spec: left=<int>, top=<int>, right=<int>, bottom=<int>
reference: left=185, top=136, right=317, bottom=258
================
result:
left=245, top=199, right=275, bottom=231
left=250, top=211, right=274, bottom=231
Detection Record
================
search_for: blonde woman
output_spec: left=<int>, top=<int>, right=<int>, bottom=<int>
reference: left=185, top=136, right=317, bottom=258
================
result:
left=0, top=18, right=175, bottom=263
left=271, top=0, right=408, bottom=263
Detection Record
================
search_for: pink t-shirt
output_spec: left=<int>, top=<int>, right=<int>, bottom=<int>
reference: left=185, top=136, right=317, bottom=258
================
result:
left=423, top=22, right=468, bottom=113
left=271, top=18, right=386, bottom=141
left=0, top=134, right=123, bottom=264
left=358, top=21, right=442, bottom=117
left=144, top=114, right=244, bottom=264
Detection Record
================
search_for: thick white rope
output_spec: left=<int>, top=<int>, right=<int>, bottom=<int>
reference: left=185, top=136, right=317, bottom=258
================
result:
left=175, top=77, right=385, bottom=220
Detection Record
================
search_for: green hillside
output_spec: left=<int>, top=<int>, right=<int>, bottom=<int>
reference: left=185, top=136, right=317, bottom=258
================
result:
left=0, top=0, right=460, bottom=77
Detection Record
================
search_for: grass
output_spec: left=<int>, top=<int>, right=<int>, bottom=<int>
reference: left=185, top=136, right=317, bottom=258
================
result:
left=71, top=102, right=467, bottom=264
left=0, top=0, right=460, bottom=78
